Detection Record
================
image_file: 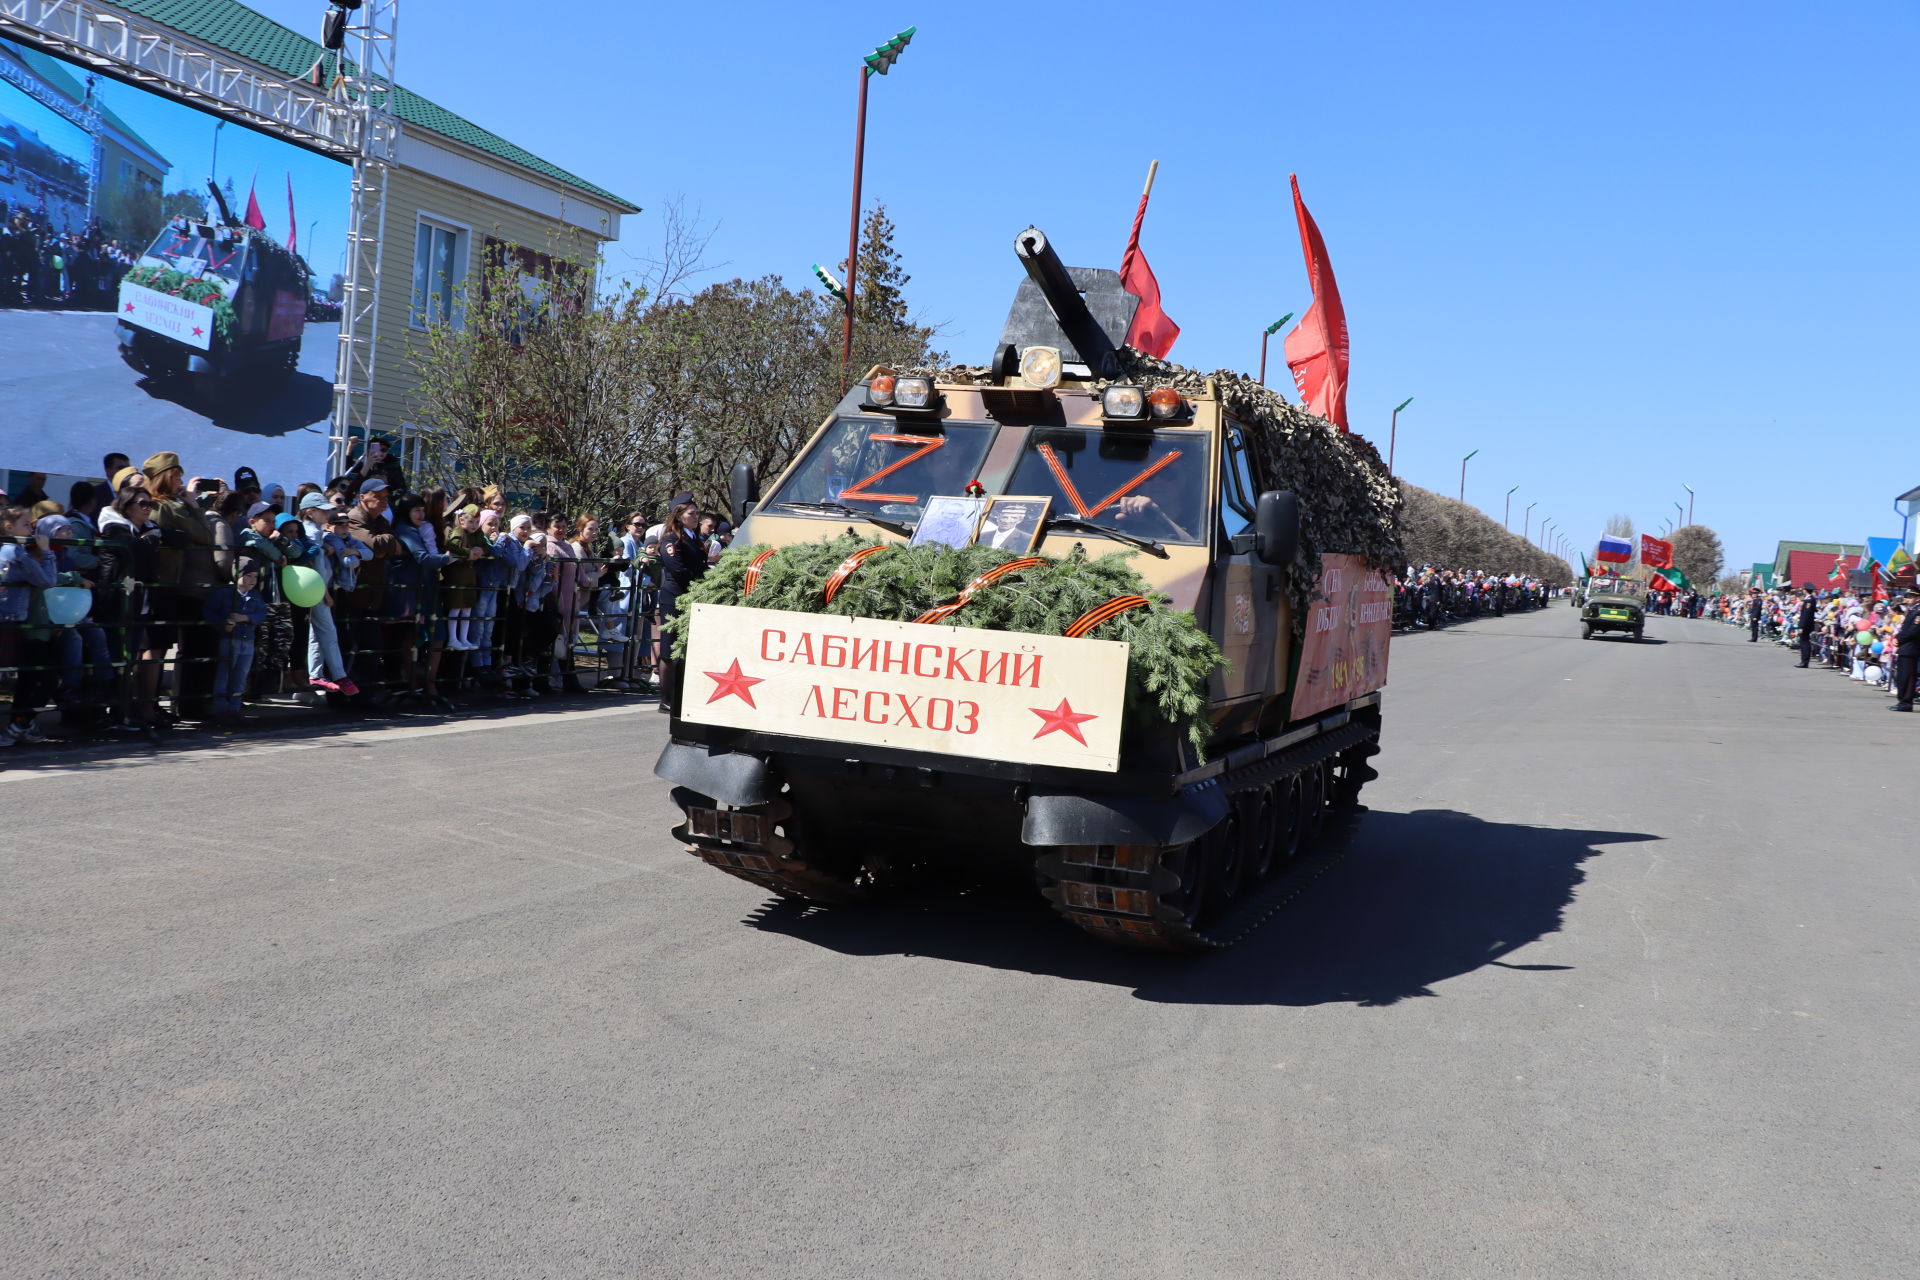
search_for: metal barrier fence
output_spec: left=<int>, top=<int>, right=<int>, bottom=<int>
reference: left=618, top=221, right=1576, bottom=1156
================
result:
left=1, top=532, right=661, bottom=739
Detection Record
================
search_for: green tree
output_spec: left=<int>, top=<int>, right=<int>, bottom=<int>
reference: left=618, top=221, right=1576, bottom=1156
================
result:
left=1669, top=524, right=1725, bottom=588
left=839, top=202, right=946, bottom=377
left=1401, top=484, right=1573, bottom=582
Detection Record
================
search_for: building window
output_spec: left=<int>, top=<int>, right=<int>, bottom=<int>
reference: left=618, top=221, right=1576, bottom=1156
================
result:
left=411, top=220, right=465, bottom=328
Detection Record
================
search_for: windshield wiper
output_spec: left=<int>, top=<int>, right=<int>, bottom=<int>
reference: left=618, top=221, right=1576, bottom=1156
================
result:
left=1044, top=514, right=1168, bottom=558
left=769, top=500, right=916, bottom=538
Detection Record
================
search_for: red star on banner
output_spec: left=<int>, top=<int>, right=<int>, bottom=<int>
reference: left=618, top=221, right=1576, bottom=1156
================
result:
left=704, top=658, right=764, bottom=708
left=1030, top=698, right=1097, bottom=746
left=191, top=326, right=204, bottom=337
left=124, top=301, right=135, bottom=312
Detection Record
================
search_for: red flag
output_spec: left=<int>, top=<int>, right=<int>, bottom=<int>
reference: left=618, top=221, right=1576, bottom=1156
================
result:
left=285, top=175, right=297, bottom=252
left=1119, top=164, right=1179, bottom=358
left=1641, top=535, right=1674, bottom=569
left=243, top=179, right=266, bottom=231
left=1281, top=174, right=1350, bottom=430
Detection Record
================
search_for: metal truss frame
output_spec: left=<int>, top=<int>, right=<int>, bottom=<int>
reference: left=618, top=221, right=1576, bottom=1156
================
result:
left=0, top=0, right=361, bottom=156
left=329, top=0, right=399, bottom=474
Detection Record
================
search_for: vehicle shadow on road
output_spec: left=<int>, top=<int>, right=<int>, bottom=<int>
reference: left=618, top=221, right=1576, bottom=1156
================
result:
left=744, top=808, right=1658, bottom=1008
left=136, top=368, right=334, bottom=439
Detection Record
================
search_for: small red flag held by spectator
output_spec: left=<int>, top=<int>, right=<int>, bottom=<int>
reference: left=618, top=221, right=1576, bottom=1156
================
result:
left=1282, top=174, right=1351, bottom=431
left=1119, top=160, right=1179, bottom=358
left=1641, top=535, right=1674, bottom=569
left=286, top=175, right=297, bottom=252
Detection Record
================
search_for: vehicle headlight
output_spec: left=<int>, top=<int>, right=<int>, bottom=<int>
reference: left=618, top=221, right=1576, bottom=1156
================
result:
left=868, top=373, right=896, bottom=406
left=894, top=376, right=933, bottom=409
left=1019, top=346, right=1062, bottom=389
left=1102, top=385, right=1147, bottom=420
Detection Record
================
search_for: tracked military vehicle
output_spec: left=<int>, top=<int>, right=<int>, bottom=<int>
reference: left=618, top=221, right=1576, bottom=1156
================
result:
left=116, top=182, right=310, bottom=387
left=656, top=227, right=1401, bottom=950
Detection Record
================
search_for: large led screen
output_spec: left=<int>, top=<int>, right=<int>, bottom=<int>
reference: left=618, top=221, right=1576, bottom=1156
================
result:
left=0, top=36, right=349, bottom=498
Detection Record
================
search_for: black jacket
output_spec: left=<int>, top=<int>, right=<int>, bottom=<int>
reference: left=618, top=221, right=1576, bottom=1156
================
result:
left=1798, top=598, right=1817, bottom=631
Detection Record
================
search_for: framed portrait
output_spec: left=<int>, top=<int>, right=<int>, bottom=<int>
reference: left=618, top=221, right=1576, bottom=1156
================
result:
left=910, top=495, right=989, bottom=549
left=975, top=495, right=1051, bottom=553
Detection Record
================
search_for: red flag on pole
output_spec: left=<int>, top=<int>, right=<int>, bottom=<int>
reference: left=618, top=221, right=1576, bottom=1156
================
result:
left=1119, top=160, right=1179, bottom=358
left=243, top=178, right=267, bottom=231
left=1281, top=174, right=1350, bottom=431
left=285, top=174, right=297, bottom=252
left=1640, top=535, right=1674, bottom=569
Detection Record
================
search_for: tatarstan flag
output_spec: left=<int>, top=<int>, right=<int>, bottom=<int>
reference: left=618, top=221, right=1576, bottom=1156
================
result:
left=1649, top=567, right=1691, bottom=592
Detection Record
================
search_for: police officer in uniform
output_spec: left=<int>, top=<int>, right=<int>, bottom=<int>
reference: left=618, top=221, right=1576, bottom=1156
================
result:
left=1746, top=588, right=1763, bottom=642
left=1891, top=593, right=1919, bottom=713
left=1796, top=586, right=1817, bottom=667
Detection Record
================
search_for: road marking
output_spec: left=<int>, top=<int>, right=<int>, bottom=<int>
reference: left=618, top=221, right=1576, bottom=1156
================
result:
left=0, top=703, right=655, bottom=785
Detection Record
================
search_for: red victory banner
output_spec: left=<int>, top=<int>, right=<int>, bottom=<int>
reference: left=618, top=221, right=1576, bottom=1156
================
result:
left=1120, top=160, right=1180, bottom=358
left=1641, top=535, right=1674, bottom=569
left=679, top=604, right=1131, bottom=772
left=1282, top=174, right=1351, bottom=431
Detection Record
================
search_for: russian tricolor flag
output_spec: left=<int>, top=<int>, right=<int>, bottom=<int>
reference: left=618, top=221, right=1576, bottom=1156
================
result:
left=1595, top=534, right=1634, bottom=563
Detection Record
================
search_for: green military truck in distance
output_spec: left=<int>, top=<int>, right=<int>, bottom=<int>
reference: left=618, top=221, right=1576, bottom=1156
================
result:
left=655, top=226, right=1402, bottom=951
left=1581, top=575, right=1646, bottom=640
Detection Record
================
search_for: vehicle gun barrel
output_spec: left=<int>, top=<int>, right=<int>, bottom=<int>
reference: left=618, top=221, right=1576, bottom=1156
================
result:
left=1014, top=226, right=1119, bottom=375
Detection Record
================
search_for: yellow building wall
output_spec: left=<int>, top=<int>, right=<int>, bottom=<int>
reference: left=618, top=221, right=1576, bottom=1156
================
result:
left=363, top=165, right=612, bottom=445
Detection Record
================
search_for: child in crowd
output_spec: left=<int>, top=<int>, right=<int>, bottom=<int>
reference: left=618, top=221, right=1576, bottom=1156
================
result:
left=297, top=494, right=364, bottom=696
left=442, top=504, right=490, bottom=651
left=202, top=562, right=268, bottom=723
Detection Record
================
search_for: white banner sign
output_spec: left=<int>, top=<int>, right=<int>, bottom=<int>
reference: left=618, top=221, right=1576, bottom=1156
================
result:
left=680, top=603, right=1130, bottom=772
left=118, top=281, right=215, bottom=351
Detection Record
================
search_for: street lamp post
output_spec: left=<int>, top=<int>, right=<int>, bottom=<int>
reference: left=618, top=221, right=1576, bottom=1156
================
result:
left=841, top=26, right=917, bottom=386
left=1524, top=501, right=1537, bottom=541
left=1504, top=485, right=1520, bottom=530
left=1541, top=519, right=1555, bottom=549
left=1673, top=501, right=1685, bottom=530
left=1258, top=313, right=1294, bottom=386
left=1683, top=483, right=1694, bottom=526
left=1459, top=448, right=1478, bottom=503
left=1387, top=397, right=1413, bottom=475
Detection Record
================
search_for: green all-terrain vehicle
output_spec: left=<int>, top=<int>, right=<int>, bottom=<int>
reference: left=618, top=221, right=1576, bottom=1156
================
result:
left=1581, top=576, right=1645, bottom=641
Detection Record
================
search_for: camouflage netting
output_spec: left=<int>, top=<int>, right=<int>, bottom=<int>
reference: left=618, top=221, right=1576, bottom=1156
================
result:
left=903, top=348, right=1405, bottom=634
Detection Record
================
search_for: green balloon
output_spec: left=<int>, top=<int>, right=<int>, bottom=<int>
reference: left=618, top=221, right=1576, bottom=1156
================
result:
left=282, top=565, right=326, bottom=608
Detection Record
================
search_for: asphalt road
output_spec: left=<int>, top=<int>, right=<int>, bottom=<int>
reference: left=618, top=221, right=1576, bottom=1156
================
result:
left=0, top=309, right=336, bottom=481
left=3, top=606, right=1914, bottom=1278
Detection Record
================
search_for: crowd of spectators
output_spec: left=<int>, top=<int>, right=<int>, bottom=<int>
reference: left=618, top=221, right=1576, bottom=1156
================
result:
left=1718, top=582, right=1919, bottom=712
left=0, top=204, right=139, bottom=311
left=1394, top=567, right=1557, bottom=629
left=0, top=440, right=736, bottom=749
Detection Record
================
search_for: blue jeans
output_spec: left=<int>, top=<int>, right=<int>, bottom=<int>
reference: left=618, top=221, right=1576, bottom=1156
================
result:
left=214, top=631, right=256, bottom=709
left=306, top=602, right=346, bottom=681
left=55, top=624, right=114, bottom=706
left=472, top=583, right=500, bottom=666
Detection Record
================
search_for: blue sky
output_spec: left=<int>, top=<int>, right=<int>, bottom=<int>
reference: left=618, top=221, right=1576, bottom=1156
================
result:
left=240, top=0, right=1920, bottom=571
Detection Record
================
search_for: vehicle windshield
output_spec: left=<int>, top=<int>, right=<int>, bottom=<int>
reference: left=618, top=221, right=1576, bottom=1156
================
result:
left=141, top=222, right=245, bottom=284
left=1005, top=427, right=1208, bottom=545
left=765, top=418, right=997, bottom=520
left=1589, top=577, right=1644, bottom=598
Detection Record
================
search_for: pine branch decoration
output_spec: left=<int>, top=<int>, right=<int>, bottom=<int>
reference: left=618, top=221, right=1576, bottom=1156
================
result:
left=669, top=536, right=1227, bottom=755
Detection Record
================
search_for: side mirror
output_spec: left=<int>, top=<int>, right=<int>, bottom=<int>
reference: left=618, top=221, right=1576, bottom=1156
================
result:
left=1254, top=490, right=1301, bottom=567
left=729, top=462, right=760, bottom=524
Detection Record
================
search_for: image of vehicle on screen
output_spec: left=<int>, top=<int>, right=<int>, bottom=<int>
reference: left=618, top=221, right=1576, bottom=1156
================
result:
left=1581, top=575, right=1646, bottom=640
left=115, top=185, right=310, bottom=387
